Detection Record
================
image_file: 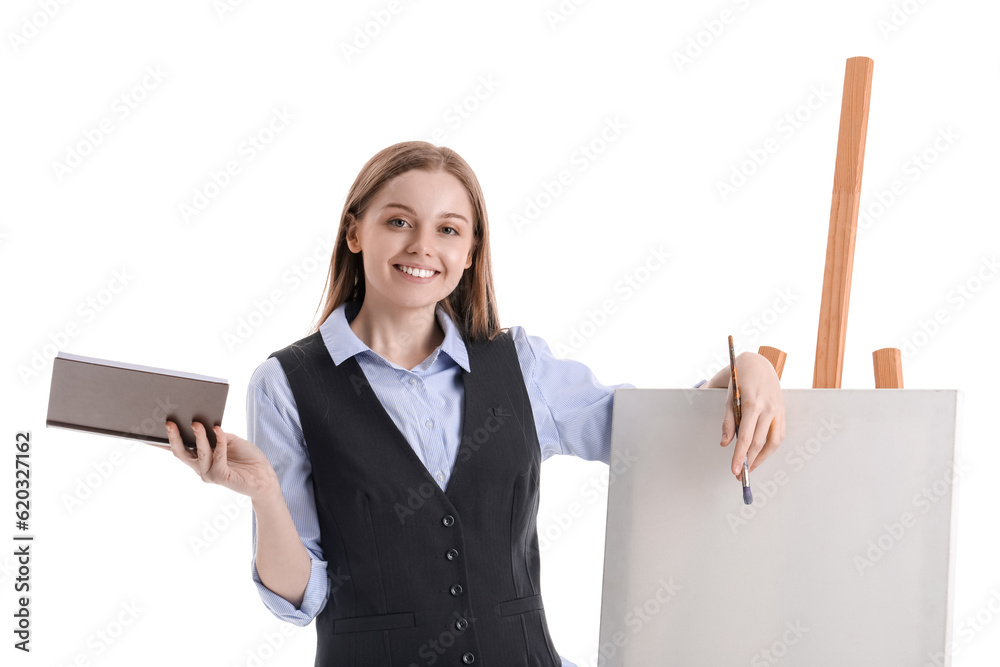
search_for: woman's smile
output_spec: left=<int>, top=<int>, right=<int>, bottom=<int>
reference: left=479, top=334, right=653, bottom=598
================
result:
left=393, top=263, right=440, bottom=282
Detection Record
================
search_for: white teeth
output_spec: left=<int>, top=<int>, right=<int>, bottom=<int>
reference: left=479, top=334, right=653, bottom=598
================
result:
left=397, top=265, right=435, bottom=278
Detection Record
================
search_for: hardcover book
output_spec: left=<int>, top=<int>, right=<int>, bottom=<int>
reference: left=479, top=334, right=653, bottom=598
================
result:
left=46, top=351, right=229, bottom=450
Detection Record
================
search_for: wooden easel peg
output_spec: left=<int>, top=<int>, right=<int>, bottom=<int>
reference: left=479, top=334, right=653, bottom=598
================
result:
left=757, top=345, right=786, bottom=380
left=757, top=346, right=785, bottom=444
left=873, top=347, right=904, bottom=388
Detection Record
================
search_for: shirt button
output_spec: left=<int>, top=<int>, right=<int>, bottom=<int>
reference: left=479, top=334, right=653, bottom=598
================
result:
left=441, top=515, right=455, bottom=527
left=409, top=377, right=417, bottom=385
left=450, top=583, right=463, bottom=596
left=455, top=617, right=468, bottom=631
left=435, top=471, right=445, bottom=483
left=425, top=420, right=433, bottom=428
left=446, top=548, right=459, bottom=561
left=462, top=652, right=475, bottom=664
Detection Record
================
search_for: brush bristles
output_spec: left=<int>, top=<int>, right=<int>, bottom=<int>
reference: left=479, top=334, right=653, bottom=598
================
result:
left=743, top=486, right=753, bottom=505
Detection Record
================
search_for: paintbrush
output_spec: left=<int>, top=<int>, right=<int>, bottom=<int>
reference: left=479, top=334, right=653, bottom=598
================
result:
left=729, top=335, right=753, bottom=504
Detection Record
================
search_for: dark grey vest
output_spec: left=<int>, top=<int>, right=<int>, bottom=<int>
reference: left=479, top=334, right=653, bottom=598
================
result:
left=267, top=303, right=562, bottom=667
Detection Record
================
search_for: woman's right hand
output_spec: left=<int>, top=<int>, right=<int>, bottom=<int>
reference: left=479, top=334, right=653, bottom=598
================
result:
left=162, top=420, right=280, bottom=501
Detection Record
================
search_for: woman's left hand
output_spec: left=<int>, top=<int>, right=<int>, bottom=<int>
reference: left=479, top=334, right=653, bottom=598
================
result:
left=715, top=352, right=786, bottom=478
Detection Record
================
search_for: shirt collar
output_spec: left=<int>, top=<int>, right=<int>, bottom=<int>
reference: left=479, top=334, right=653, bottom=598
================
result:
left=319, top=299, right=471, bottom=373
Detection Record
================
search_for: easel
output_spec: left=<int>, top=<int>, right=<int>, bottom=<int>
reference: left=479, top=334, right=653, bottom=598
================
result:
left=753, top=57, right=900, bottom=390
left=597, top=56, right=960, bottom=664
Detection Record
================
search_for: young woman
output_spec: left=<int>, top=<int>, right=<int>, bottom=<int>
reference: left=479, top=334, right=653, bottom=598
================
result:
left=164, top=141, right=785, bottom=666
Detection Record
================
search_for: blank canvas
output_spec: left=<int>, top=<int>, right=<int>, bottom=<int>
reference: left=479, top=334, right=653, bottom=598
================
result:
left=598, top=389, right=961, bottom=666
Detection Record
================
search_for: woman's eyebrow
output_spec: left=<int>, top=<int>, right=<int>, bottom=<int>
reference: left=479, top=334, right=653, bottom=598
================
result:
left=382, top=202, right=469, bottom=225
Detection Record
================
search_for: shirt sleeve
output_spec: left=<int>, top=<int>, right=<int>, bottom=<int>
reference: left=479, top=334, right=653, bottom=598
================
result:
left=509, top=327, right=709, bottom=466
left=247, top=357, right=330, bottom=626
left=508, top=326, right=635, bottom=465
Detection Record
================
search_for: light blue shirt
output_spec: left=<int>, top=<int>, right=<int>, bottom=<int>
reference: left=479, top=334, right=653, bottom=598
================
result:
left=246, top=301, right=701, bottom=666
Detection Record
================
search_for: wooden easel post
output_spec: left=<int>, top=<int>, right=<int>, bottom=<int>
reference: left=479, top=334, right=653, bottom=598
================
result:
left=756, top=58, right=907, bottom=390
left=813, top=56, right=875, bottom=389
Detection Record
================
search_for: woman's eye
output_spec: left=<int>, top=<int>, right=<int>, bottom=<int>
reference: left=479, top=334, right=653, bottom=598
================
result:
left=388, top=217, right=459, bottom=236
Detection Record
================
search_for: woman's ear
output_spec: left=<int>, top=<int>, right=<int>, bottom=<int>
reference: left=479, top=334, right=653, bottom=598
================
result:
left=464, top=239, right=475, bottom=269
left=345, top=213, right=361, bottom=253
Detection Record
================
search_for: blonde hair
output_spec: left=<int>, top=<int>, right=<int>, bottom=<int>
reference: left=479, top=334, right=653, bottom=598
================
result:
left=309, top=141, right=503, bottom=342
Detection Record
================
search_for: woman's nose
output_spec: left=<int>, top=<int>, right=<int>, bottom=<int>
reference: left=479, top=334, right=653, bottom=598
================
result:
left=405, top=226, right=436, bottom=254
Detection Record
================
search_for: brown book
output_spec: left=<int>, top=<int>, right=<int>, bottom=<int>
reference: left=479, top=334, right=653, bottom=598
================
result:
left=46, top=351, right=229, bottom=450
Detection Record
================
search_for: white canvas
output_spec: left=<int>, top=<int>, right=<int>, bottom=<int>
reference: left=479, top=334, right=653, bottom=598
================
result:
left=599, top=389, right=962, bottom=666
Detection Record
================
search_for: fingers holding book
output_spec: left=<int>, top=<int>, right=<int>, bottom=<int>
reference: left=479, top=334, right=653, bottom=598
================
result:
left=164, top=419, right=279, bottom=500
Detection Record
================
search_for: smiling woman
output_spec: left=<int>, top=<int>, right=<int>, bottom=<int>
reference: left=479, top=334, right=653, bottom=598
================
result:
left=163, top=140, right=784, bottom=667
left=343, top=169, right=478, bottom=366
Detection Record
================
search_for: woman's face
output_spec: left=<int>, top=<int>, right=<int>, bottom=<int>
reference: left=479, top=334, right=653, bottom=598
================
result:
left=347, top=168, right=476, bottom=315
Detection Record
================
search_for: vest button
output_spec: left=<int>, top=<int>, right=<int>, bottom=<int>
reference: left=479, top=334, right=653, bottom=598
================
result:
left=455, top=617, right=468, bottom=631
left=446, top=548, right=459, bottom=561
left=441, top=514, right=455, bottom=527
left=462, top=652, right=475, bottom=664
left=450, top=583, right=463, bottom=596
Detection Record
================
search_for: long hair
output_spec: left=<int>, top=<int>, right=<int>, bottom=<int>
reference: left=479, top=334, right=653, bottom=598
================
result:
left=308, top=141, right=503, bottom=343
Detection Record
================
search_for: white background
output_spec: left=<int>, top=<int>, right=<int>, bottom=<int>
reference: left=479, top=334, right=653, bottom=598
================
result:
left=2, top=1, right=997, bottom=665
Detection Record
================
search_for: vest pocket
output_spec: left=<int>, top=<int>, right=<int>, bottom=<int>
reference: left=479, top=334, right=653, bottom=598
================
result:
left=332, top=612, right=415, bottom=634
left=497, top=594, right=544, bottom=616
